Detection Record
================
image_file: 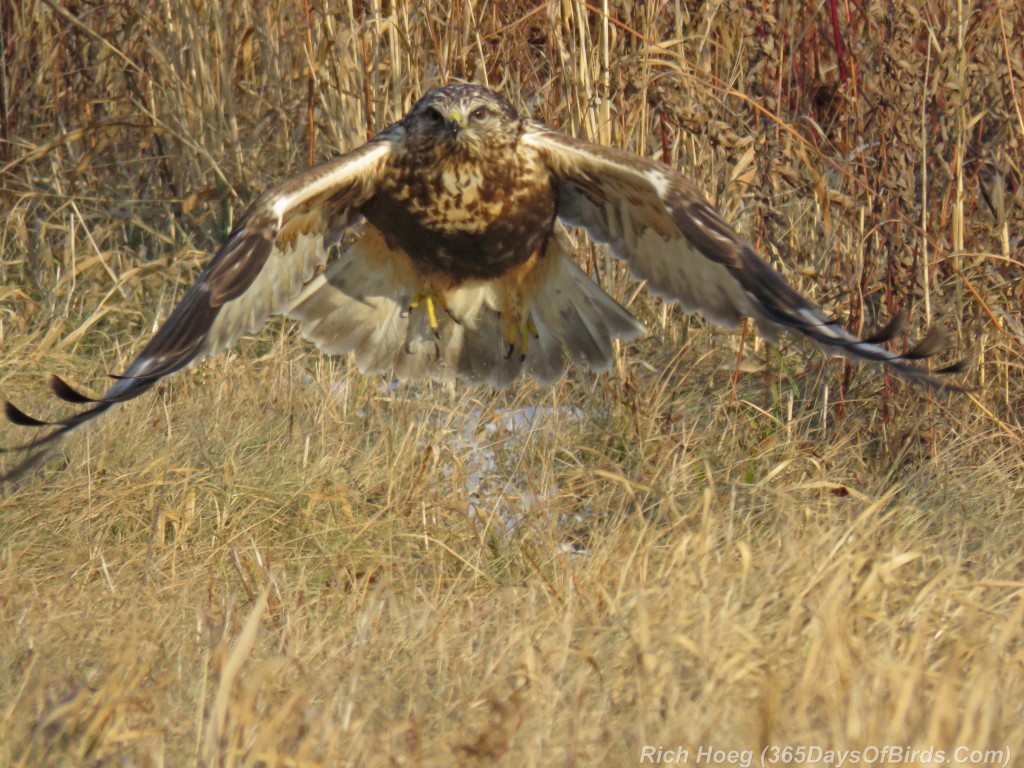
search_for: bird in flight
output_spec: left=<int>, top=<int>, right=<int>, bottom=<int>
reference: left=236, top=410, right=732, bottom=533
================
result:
left=2, top=84, right=960, bottom=481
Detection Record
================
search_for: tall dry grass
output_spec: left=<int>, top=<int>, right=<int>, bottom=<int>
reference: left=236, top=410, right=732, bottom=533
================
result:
left=1, top=0, right=1022, bottom=765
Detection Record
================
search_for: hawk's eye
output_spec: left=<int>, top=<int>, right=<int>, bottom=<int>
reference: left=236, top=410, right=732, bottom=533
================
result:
left=469, top=106, right=490, bottom=121
left=423, top=107, right=444, bottom=123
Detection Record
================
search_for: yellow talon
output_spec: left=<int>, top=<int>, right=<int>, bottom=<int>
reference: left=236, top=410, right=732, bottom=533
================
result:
left=503, top=322, right=518, bottom=357
left=425, top=296, right=441, bottom=336
left=503, top=318, right=538, bottom=361
left=409, top=294, right=447, bottom=338
left=519, top=320, right=538, bottom=360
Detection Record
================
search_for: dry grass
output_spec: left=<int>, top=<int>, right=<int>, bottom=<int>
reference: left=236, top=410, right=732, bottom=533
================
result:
left=2, top=0, right=1023, bottom=765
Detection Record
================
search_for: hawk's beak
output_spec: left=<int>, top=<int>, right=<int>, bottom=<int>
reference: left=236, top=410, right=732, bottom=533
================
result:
left=446, top=110, right=464, bottom=137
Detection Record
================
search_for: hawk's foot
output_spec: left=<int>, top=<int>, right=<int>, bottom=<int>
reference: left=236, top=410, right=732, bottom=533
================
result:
left=408, top=294, right=458, bottom=338
left=503, top=318, right=539, bottom=361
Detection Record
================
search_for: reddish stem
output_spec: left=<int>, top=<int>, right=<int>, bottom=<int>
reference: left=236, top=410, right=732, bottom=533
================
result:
left=828, top=0, right=849, bottom=83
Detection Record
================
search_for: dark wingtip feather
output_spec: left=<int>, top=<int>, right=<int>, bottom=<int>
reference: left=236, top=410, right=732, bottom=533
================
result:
left=4, top=401, right=52, bottom=428
left=904, top=326, right=947, bottom=360
left=3, top=364, right=164, bottom=485
left=862, top=310, right=908, bottom=345
left=2, top=397, right=117, bottom=462
left=50, top=374, right=99, bottom=404
left=936, top=349, right=977, bottom=377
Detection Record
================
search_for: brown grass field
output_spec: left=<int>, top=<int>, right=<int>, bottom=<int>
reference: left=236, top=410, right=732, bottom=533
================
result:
left=1, top=1, right=1023, bottom=765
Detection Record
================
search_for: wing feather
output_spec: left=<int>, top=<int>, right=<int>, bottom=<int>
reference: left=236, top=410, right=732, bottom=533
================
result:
left=521, top=122, right=959, bottom=387
left=2, top=133, right=397, bottom=480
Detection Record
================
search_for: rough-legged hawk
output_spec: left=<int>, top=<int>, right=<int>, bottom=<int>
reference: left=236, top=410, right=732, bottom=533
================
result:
left=2, top=84, right=962, bottom=481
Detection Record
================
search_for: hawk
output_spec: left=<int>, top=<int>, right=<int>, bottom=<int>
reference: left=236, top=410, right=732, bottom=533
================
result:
left=2, top=84, right=959, bottom=481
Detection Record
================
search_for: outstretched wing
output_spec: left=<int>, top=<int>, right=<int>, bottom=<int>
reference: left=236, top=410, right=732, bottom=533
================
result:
left=520, top=121, right=960, bottom=385
left=2, top=131, right=398, bottom=480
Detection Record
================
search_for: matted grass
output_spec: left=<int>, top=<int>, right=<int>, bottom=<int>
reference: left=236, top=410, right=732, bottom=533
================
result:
left=1, top=1, right=1022, bottom=765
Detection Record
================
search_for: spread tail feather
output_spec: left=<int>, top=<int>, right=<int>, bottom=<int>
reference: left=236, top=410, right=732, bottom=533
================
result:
left=288, top=227, right=644, bottom=386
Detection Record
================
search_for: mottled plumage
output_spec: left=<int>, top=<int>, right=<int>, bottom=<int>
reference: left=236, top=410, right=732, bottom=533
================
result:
left=360, top=87, right=553, bottom=283
left=2, top=84, right=963, bottom=482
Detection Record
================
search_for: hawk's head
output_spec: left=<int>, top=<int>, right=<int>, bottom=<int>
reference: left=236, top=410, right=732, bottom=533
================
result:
left=403, top=85, right=521, bottom=160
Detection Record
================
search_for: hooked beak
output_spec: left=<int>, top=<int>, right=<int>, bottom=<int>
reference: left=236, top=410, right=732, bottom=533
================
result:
left=446, top=109, right=464, bottom=137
